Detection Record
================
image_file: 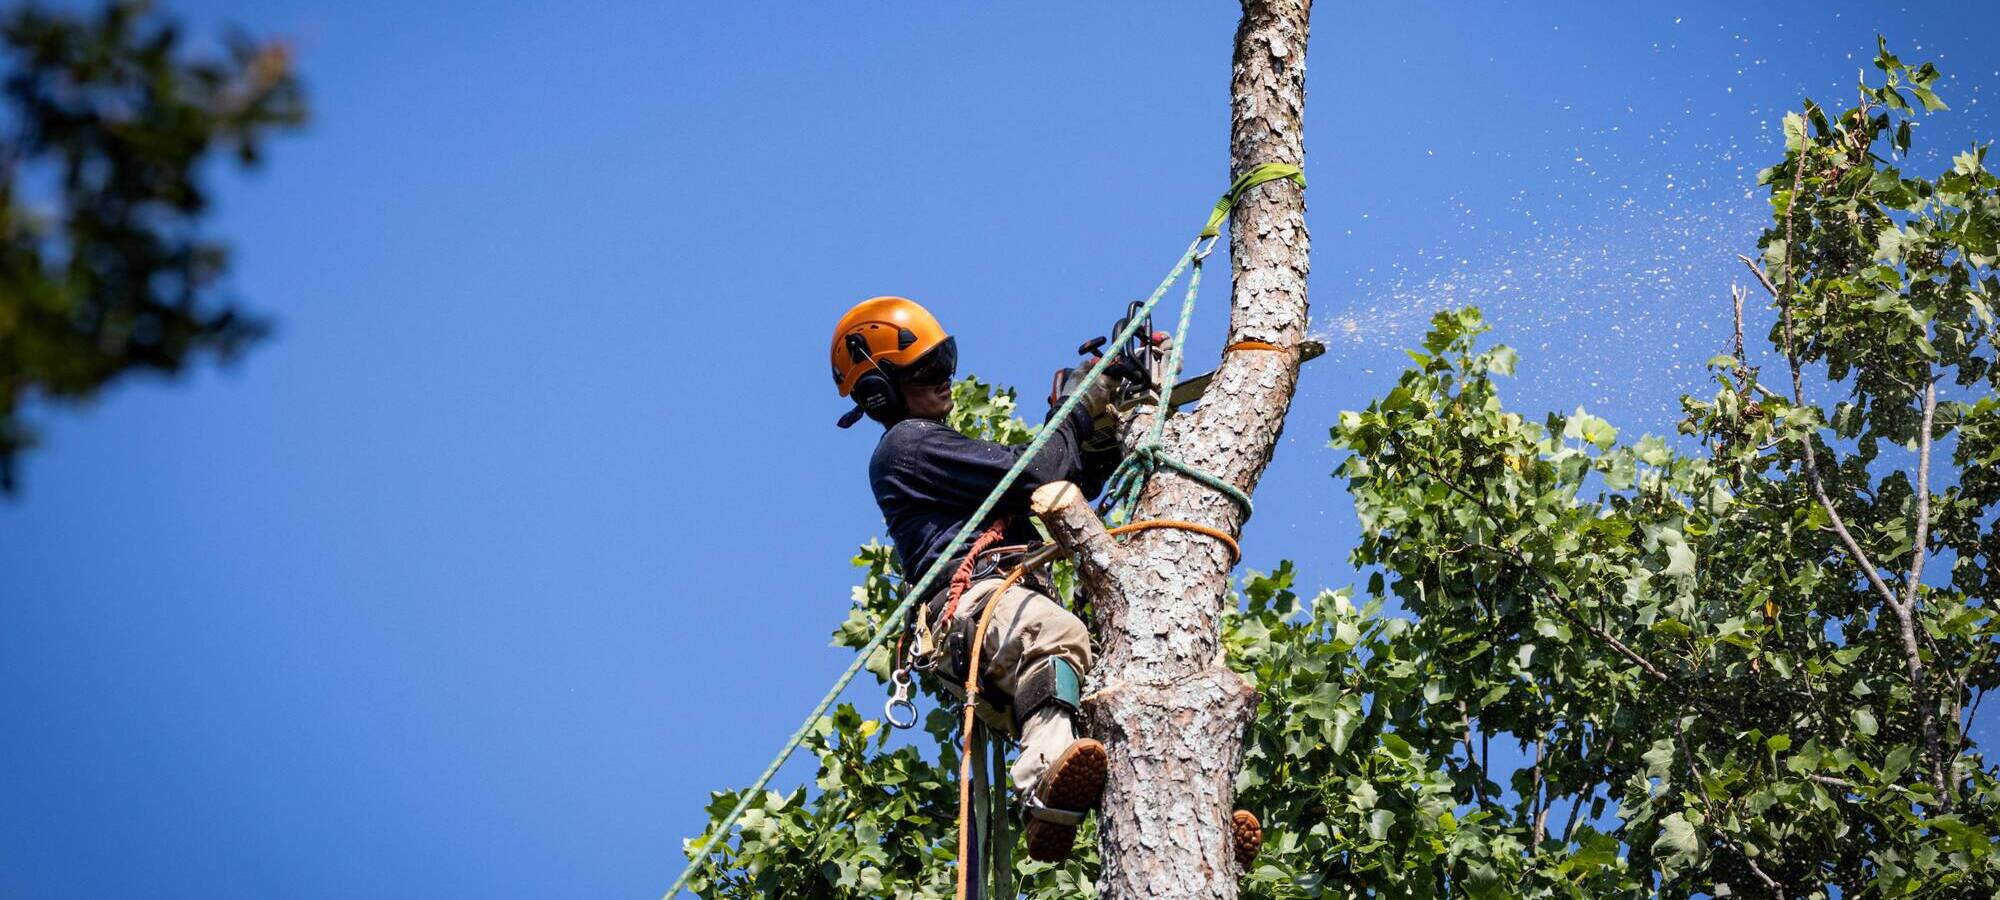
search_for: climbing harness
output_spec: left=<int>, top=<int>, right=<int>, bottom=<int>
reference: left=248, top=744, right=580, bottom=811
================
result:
left=935, top=520, right=1016, bottom=647
left=661, top=163, right=1303, bottom=900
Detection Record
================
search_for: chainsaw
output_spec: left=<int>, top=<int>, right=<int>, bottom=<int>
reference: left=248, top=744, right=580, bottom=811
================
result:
left=1052, top=300, right=1327, bottom=443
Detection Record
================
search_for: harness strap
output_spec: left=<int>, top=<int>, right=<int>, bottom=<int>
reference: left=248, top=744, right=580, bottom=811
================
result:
left=1021, top=797, right=1086, bottom=827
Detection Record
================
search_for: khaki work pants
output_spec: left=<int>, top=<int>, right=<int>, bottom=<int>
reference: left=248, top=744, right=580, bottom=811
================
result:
left=944, top=577, right=1095, bottom=801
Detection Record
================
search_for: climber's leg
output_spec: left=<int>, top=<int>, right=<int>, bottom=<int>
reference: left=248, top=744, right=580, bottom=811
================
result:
left=958, top=578, right=1104, bottom=861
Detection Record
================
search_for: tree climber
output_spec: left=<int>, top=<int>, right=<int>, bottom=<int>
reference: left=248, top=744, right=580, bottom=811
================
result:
left=831, top=296, right=1125, bottom=863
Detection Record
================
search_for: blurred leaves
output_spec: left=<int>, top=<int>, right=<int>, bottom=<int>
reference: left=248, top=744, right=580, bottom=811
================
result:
left=0, top=0, right=305, bottom=492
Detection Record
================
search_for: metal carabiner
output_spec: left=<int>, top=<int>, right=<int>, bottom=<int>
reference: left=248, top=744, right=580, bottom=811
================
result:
left=884, top=667, right=919, bottom=730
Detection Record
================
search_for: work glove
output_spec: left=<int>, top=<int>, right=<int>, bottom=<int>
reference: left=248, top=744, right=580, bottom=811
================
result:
left=1051, top=364, right=1120, bottom=420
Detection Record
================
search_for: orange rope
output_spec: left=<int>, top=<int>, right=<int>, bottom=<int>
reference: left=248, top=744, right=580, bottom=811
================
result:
left=1109, top=519, right=1241, bottom=566
left=941, top=518, right=1011, bottom=626
left=1224, top=340, right=1289, bottom=354
left=955, top=563, right=1029, bottom=900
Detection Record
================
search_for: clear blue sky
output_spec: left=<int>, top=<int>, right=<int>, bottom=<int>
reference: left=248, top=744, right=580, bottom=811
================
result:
left=3, top=2, right=1996, bottom=897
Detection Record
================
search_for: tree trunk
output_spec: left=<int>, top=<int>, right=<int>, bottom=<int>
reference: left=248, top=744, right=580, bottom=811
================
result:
left=1033, top=2, right=1310, bottom=895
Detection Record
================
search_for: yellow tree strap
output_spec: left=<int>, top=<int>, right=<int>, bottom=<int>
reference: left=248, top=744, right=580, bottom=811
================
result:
left=1199, top=162, right=1306, bottom=238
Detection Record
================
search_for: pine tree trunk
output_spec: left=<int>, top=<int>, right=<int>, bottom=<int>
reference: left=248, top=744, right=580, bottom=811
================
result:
left=1031, top=2, right=1310, bottom=896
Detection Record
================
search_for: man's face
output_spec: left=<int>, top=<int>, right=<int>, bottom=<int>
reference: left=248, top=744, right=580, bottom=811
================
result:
left=902, top=378, right=954, bottom=420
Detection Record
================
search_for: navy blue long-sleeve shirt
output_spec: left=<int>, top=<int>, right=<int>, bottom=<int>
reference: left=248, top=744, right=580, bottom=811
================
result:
left=869, top=400, right=1112, bottom=599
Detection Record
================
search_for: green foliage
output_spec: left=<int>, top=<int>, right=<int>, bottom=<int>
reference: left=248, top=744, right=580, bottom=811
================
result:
left=679, top=704, right=967, bottom=899
left=1334, top=298, right=1997, bottom=897
left=684, top=42, right=2000, bottom=899
left=945, top=375, right=1036, bottom=447
left=0, top=0, right=305, bottom=491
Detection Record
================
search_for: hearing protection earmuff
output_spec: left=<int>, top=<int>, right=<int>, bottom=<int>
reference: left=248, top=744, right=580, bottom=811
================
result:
left=838, top=332, right=906, bottom=429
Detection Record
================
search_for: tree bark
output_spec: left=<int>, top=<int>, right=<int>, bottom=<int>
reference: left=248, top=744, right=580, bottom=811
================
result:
left=1034, top=2, right=1310, bottom=896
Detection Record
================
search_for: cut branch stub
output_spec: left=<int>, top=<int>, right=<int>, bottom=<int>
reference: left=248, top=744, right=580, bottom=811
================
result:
left=1032, top=481, right=1123, bottom=596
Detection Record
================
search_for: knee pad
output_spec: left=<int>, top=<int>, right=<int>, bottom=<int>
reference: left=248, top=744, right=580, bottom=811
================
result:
left=1011, top=657, right=1083, bottom=733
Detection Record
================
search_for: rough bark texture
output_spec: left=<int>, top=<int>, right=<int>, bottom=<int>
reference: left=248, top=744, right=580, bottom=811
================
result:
left=1032, top=2, right=1310, bottom=896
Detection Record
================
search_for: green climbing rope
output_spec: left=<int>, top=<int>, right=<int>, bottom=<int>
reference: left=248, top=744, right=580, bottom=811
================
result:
left=1104, top=161, right=1302, bottom=528
left=662, top=164, right=1302, bottom=899
left=1100, top=257, right=1252, bottom=526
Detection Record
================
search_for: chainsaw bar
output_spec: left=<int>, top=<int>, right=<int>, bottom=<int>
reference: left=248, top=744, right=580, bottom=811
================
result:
left=1091, top=339, right=1326, bottom=434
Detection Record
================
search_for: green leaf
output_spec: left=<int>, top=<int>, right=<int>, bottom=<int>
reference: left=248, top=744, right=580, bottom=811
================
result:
left=1644, top=739, right=1677, bottom=779
left=1653, top=812, right=1701, bottom=878
left=1366, top=808, right=1396, bottom=842
left=1563, top=408, right=1619, bottom=450
left=1635, top=434, right=1671, bottom=467
left=1852, top=707, right=1879, bottom=737
left=1882, top=744, right=1914, bottom=781
left=1654, top=528, right=1696, bottom=577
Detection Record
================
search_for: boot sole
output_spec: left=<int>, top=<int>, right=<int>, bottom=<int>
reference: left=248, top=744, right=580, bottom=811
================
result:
left=1024, top=739, right=1107, bottom=862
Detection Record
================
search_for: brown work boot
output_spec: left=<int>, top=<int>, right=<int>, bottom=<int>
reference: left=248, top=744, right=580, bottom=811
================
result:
left=1230, top=809, right=1263, bottom=867
left=1022, top=738, right=1107, bottom=862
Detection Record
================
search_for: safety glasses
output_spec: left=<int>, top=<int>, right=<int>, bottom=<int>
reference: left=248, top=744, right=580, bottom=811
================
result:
left=896, top=335, right=957, bottom=386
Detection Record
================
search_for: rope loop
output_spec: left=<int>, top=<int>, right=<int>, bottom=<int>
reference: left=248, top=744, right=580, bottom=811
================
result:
left=1109, top=519, right=1242, bottom=566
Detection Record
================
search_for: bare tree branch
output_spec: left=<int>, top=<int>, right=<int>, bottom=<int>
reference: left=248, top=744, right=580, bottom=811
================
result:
left=1737, top=254, right=1782, bottom=299
left=1737, top=254, right=1904, bottom=613
left=1530, top=735, right=1550, bottom=848
left=1905, top=373, right=1936, bottom=611
left=1739, top=164, right=1949, bottom=809
left=1731, top=284, right=1748, bottom=364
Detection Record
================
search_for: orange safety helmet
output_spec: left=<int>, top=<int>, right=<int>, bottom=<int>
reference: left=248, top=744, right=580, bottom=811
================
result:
left=830, top=297, right=956, bottom=427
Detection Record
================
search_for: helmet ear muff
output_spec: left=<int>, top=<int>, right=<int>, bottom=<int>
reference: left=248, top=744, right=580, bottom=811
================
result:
left=836, top=331, right=905, bottom=427
left=850, top=368, right=903, bottom=422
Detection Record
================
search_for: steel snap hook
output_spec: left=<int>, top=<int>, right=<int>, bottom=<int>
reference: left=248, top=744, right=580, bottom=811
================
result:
left=884, top=668, right=919, bottom=729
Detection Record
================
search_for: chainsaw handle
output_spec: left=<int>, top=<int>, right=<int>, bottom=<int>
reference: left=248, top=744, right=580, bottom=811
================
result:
left=1047, top=365, right=1083, bottom=409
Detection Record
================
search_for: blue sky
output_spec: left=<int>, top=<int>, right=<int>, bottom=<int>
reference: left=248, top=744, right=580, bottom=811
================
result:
left=2, top=2, right=1997, bottom=897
